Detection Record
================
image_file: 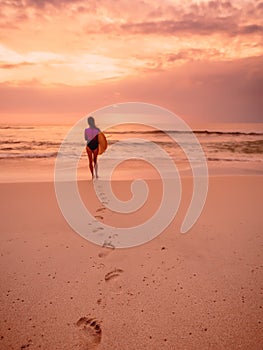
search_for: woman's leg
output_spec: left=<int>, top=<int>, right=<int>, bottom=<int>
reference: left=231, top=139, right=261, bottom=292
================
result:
left=93, top=148, right=99, bottom=178
left=86, top=146, right=94, bottom=178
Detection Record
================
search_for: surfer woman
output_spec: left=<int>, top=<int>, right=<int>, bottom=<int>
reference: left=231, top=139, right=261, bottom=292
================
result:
left=85, top=116, right=100, bottom=179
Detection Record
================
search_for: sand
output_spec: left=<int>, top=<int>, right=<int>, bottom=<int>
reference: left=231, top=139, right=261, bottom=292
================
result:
left=0, top=175, right=262, bottom=349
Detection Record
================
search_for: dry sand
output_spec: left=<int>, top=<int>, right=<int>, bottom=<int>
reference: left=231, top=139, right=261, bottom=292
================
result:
left=0, top=175, right=262, bottom=349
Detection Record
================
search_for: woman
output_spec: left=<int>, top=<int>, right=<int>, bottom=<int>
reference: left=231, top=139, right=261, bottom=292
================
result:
left=85, top=116, right=100, bottom=179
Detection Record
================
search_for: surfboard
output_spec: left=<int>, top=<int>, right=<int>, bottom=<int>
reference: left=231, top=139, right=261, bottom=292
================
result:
left=98, top=132, right=108, bottom=155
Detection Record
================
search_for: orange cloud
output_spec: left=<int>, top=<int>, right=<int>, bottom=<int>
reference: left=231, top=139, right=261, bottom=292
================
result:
left=0, top=62, right=34, bottom=69
left=0, top=0, right=262, bottom=123
left=1, top=55, right=262, bottom=124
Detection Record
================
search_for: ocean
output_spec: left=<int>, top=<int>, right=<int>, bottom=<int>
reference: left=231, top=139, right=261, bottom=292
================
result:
left=0, top=123, right=263, bottom=182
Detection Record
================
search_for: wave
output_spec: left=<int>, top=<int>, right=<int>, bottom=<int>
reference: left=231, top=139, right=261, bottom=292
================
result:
left=1, top=140, right=62, bottom=146
left=0, top=140, right=21, bottom=144
left=0, top=125, right=35, bottom=130
left=105, top=130, right=263, bottom=136
left=208, top=157, right=247, bottom=162
left=0, top=152, right=58, bottom=159
left=208, top=157, right=263, bottom=162
left=208, top=140, right=263, bottom=154
left=103, top=139, right=263, bottom=152
left=1, top=124, right=262, bottom=136
left=1, top=152, right=262, bottom=162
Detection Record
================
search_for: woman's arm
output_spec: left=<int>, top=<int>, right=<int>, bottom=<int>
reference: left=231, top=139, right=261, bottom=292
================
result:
left=84, top=128, right=88, bottom=141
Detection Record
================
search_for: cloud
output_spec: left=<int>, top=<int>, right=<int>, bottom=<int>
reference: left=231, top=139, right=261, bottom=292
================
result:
left=54, top=0, right=259, bottom=40
left=0, top=62, right=35, bottom=69
left=239, top=24, right=263, bottom=35
left=1, top=0, right=262, bottom=41
left=3, top=0, right=80, bottom=8
left=0, top=22, right=19, bottom=30
left=0, top=0, right=262, bottom=124
left=0, top=44, right=63, bottom=65
left=101, top=17, right=263, bottom=37
left=164, top=48, right=220, bottom=62
left=0, top=44, right=134, bottom=85
left=120, top=19, right=231, bottom=35
left=0, top=55, right=262, bottom=123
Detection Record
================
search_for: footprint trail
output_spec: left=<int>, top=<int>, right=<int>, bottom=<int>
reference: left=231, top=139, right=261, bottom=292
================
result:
left=76, top=317, right=102, bottom=350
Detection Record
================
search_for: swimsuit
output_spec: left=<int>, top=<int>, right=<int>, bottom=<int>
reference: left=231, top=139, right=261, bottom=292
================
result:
left=85, top=128, right=100, bottom=150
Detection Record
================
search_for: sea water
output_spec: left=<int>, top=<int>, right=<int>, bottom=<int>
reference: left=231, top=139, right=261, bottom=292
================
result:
left=0, top=122, right=262, bottom=181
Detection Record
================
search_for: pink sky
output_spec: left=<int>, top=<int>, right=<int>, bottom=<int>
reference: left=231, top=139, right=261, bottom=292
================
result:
left=0, top=0, right=262, bottom=124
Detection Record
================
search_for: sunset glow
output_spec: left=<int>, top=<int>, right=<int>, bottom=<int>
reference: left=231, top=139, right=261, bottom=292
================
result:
left=0, top=0, right=262, bottom=124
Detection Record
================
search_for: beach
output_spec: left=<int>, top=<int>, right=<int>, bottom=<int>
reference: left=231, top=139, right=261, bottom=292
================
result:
left=0, top=175, right=262, bottom=349
left=1, top=0, right=263, bottom=347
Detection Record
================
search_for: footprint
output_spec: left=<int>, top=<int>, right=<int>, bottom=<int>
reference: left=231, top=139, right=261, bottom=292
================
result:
left=92, top=227, right=104, bottom=233
left=98, top=241, right=115, bottom=258
left=76, top=317, right=102, bottom=349
left=21, top=339, right=33, bottom=349
left=105, top=268, right=123, bottom=282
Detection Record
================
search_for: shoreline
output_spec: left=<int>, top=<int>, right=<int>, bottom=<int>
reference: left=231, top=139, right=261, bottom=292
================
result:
left=0, top=158, right=262, bottom=184
left=0, top=172, right=263, bottom=184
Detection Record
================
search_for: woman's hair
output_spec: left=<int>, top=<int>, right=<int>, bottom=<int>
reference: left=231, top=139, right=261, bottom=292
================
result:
left=87, top=116, right=96, bottom=128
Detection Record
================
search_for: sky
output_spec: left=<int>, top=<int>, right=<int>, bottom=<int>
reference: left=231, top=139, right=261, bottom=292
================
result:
left=0, top=0, right=263, bottom=125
